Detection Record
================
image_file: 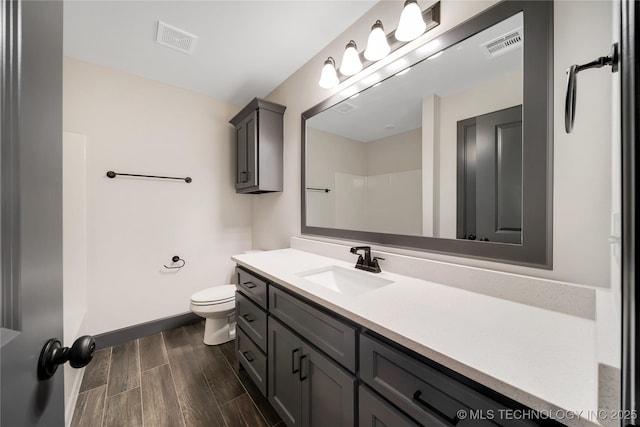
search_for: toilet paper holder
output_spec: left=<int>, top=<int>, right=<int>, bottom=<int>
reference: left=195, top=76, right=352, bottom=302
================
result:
left=164, top=255, right=186, bottom=269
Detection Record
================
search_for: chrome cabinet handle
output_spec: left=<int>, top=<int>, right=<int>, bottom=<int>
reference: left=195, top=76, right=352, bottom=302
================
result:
left=242, top=314, right=255, bottom=323
left=242, top=351, right=254, bottom=362
left=242, top=281, right=257, bottom=289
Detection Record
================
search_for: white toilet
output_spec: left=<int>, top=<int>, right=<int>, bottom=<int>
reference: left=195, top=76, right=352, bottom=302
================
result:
left=189, top=285, right=237, bottom=345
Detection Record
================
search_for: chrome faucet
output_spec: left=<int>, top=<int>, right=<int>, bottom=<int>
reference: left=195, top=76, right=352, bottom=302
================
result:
left=350, top=246, right=384, bottom=273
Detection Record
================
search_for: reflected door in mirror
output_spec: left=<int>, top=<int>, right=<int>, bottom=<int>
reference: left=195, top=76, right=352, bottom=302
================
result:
left=457, top=105, right=522, bottom=244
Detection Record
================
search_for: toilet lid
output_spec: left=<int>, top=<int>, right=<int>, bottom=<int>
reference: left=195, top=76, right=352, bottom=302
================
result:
left=191, top=285, right=236, bottom=304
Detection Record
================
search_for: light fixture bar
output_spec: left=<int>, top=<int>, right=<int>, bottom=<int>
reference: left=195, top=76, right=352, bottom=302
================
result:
left=318, top=2, right=440, bottom=88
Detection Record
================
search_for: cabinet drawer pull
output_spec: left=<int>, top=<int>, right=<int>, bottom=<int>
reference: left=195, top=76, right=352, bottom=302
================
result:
left=243, top=281, right=257, bottom=289
left=242, top=351, right=255, bottom=362
left=299, top=354, right=308, bottom=381
left=413, top=390, right=460, bottom=425
left=292, top=348, right=300, bottom=373
left=242, top=314, right=256, bottom=323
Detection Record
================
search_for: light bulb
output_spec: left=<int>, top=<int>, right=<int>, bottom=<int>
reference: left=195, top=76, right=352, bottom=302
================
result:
left=395, top=0, right=426, bottom=42
left=339, top=40, right=363, bottom=76
left=318, top=57, right=339, bottom=89
left=364, top=20, right=390, bottom=61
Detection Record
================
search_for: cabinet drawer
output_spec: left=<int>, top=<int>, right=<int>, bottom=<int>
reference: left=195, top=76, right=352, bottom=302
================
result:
left=237, top=327, right=267, bottom=396
left=236, top=267, right=268, bottom=309
left=236, top=291, right=267, bottom=352
left=360, top=334, right=536, bottom=427
left=269, top=286, right=357, bottom=372
left=359, top=385, right=421, bottom=427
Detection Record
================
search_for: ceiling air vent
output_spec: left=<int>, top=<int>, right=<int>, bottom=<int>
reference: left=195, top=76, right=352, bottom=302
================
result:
left=332, top=102, right=358, bottom=114
left=481, top=27, right=523, bottom=59
left=156, top=21, right=198, bottom=54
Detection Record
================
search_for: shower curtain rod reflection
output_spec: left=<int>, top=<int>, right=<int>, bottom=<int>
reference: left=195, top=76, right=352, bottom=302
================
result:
left=106, top=170, right=192, bottom=183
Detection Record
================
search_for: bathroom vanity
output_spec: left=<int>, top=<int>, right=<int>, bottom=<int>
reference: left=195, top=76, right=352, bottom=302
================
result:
left=232, top=249, right=597, bottom=427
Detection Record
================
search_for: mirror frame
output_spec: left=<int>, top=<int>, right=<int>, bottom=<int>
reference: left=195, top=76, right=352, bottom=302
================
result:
left=301, top=0, right=553, bottom=269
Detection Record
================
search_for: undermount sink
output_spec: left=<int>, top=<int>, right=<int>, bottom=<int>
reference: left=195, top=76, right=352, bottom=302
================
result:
left=297, top=265, right=394, bottom=296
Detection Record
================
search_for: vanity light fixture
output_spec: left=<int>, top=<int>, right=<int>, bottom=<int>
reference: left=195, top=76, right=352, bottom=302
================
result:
left=364, top=20, right=391, bottom=61
left=316, top=1, right=439, bottom=88
left=395, top=0, right=427, bottom=42
left=340, top=40, right=363, bottom=76
left=318, top=57, right=339, bottom=89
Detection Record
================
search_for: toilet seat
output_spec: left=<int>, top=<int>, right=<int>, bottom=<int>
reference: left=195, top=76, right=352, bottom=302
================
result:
left=190, top=285, right=236, bottom=306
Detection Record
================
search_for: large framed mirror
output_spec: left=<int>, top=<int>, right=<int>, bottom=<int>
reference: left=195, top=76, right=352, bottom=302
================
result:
left=301, top=1, right=553, bottom=268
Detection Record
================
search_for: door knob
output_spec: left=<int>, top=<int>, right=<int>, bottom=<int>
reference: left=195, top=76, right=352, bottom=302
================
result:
left=38, top=335, right=96, bottom=380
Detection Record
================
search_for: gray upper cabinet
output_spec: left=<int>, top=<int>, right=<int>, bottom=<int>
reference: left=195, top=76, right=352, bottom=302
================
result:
left=229, top=98, right=286, bottom=194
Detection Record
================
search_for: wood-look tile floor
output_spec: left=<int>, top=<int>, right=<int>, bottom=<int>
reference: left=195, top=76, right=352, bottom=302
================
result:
left=71, top=322, right=283, bottom=427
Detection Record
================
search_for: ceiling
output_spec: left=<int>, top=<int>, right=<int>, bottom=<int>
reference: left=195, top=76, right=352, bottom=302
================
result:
left=63, top=0, right=378, bottom=106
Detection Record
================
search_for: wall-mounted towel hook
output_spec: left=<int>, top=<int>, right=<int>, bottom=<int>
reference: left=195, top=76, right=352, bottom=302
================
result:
left=164, top=255, right=185, bottom=269
left=565, top=43, right=619, bottom=133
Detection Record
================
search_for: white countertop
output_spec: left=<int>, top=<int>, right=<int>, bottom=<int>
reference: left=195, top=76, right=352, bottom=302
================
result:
left=232, top=248, right=599, bottom=427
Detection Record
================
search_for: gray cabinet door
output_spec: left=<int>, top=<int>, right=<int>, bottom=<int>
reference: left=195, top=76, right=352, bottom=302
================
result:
left=236, top=291, right=268, bottom=352
left=359, top=385, right=419, bottom=427
left=235, top=111, right=258, bottom=190
left=269, top=286, right=357, bottom=372
left=268, top=317, right=302, bottom=427
left=300, top=341, right=355, bottom=427
left=269, top=316, right=356, bottom=427
left=237, top=327, right=268, bottom=396
left=236, top=266, right=268, bottom=309
left=1, top=1, right=65, bottom=425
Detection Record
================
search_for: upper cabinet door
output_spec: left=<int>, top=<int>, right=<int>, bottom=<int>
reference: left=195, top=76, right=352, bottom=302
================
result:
left=235, top=111, right=258, bottom=190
